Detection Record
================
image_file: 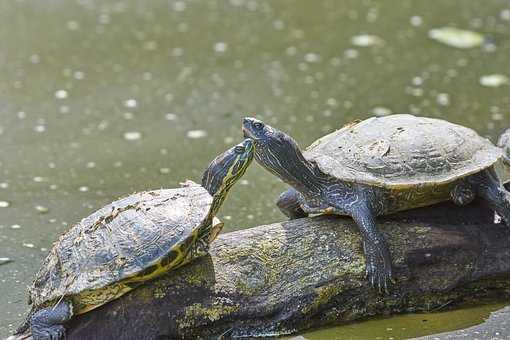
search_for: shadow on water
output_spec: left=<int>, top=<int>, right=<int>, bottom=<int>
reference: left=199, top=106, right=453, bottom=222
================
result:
left=1, top=0, right=510, bottom=337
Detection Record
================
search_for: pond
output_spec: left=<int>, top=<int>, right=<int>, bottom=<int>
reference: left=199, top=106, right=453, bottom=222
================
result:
left=1, top=0, right=509, bottom=338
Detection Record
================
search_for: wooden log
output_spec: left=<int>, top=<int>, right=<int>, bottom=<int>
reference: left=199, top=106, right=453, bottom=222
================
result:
left=13, top=200, right=510, bottom=339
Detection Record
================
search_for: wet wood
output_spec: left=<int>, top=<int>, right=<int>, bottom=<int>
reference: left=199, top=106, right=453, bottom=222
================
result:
left=13, top=200, right=510, bottom=339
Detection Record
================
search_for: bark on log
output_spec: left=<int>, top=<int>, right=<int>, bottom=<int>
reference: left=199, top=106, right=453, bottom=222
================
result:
left=14, top=201, right=510, bottom=339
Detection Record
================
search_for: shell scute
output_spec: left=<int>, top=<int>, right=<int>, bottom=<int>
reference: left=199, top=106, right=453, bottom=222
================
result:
left=305, top=114, right=502, bottom=188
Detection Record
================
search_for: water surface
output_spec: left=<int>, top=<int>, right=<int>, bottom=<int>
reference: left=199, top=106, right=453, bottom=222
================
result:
left=1, top=0, right=510, bottom=337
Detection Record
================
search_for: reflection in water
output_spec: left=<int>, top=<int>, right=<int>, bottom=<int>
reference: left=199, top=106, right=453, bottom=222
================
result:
left=1, top=0, right=509, bottom=337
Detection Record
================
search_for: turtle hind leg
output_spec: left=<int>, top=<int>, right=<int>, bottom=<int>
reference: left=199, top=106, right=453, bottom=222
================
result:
left=450, top=181, right=476, bottom=206
left=472, top=168, right=510, bottom=224
left=276, top=188, right=307, bottom=219
left=31, top=300, right=72, bottom=340
left=349, top=202, right=393, bottom=293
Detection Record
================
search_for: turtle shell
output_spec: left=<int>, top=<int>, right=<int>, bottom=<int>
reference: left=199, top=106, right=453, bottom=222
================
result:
left=29, top=182, right=219, bottom=312
left=304, top=114, right=502, bottom=188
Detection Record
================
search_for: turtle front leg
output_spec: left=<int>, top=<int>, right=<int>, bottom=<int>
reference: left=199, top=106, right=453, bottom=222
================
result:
left=349, top=203, right=393, bottom=293
left=31, top=300, right=72, bottom=340
left=276, top=188, right=308, bottom=219
left=471, top=168, right=510, bottom=224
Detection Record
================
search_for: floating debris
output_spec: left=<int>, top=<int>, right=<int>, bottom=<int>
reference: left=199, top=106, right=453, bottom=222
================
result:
left=479, top=74, right=509, bottom=88
left=11, top=224, right=21, bottom=229
left=159, top=168, right=170, bottom=174
left=0, top=257, right=12, bottom=265
left=165, top=113, right=177, bottom=121
left=35, top=205, right=49, bottom=214
left=79, top=186, right=90, bottom=192
left=351, top=34, right=384, bottom=47
left=436, top=93, right=450, bottom=106
left=213, top=42, right=228, bottom=53
left=186, top=130, right=207, bottom=139
left=23, top=243, right=35, bottom=248
left=410, top=16, right=423, bottom=27
left=124, top=99, right=138, bottom=108
left=54, top=90, right=68, bottom=99
left=0, top=201, right=10, bottom=208
left=304, top=53, right=320, bottom=63
left=428, top=27, right=485, bottom=49
left=371, top=107, right=392, bottom=117
left=123, top=131, right=142, bottom=141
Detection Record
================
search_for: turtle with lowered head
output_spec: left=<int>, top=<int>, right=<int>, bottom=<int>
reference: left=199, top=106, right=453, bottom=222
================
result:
left=243, top=114, right=510, bottom=292
left=15, top=139, right=254, bottom=340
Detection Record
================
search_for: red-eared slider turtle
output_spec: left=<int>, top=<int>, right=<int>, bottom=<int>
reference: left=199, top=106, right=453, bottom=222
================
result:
left=243, top=114, right=510, bottom=292
left=16, top=139, right=254, bottom=340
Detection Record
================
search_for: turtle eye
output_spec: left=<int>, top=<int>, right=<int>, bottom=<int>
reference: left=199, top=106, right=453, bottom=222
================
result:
left=234, top=145, right=245, bottom=153
left=253, top=122, right=264, bottom=130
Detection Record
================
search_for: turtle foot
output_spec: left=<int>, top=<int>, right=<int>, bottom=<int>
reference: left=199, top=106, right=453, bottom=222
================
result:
left=364, top=241, right=394, bottom=294
left=32, top=324, right=65, bottom=340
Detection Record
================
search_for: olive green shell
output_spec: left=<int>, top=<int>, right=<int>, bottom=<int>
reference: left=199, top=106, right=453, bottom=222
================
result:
left=28, top=182, right=220, bottom=313
left=305, top=114, right=503, bottom=189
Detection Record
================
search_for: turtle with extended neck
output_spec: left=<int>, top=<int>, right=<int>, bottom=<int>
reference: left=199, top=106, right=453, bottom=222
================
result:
left=16, top=139, right=254, bottom=340
left=243, top=115, right=510, bottom=292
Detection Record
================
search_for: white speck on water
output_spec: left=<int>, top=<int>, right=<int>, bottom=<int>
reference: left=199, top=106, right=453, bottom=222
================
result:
left=286, top=46, right=297, bottom=56
left=67, top=20, right=79, bottom=30
left=86, top=162, right=96, bottom=168
left=60, top=105, right=70, bottom=114
left=49, top=184, right=58, bottom=190
left=372, top=107, right=392, bottom=116
left=34, top=125, right=46, bottom=133
left=412, top=76, right=423, bottom=86
left=23, top=243, right=35, bottom=248
left=55, top=90, right=68, bottom=99
left=410, top=16, right=423, bottom=26
left=186, top=130, right=207, bottom=139
left=304, top=53, right=320, bottom=63
left=98, top=13, right=110, bottom=25
left=143, top=41, right=158, bottom=51
left=273, top=20, right=285, bottom=30
left=35, top=205, right=49, bottom=214
left=224, top=215, right=232, bottom=220
left=436, top=93, right=450, bottom=106
left=214, top=42, right=228, bottom=53
left=0, top=201, right=10, bottom=208
left=11, top=224, right=21, bottom=229
left=171, top=47, right=183, bottom=57
left=17, top=111, right=26, bottom=119
left=123, top=112, right=134, bottom=120
left=33, top=176, right=48, bottom=183
left=123, top=131, right=142, bottom=141
left=428, top=27, right=484, bottom=49
left=344, top=49, right=359, bottom=59
left=173, top=1, right=186, bottom=11
left=165, top=113, right=177, bottom=121
left=79, top=186, right=89, bottom=192
left=0, top=257, right=12, bottom=265
left=350, top=34, right=384, bottom=47
left=124, top=99, right=138, bottom=108
left=0, top=182, right=9, bottom=189
left=479, top=74, right=509, bottom=87
left=159, top=168, right=170, bottom=174
left=326, top=98, right=338, bottom=107
left=224, top=136, right=234, bottom=144
left=240, top=179, right=249, bottom=185
left=501, top=9, right=510, bottom=21
left=30, top=54, right=40, bottom=64
left=73, top=71, right=85, bottom=80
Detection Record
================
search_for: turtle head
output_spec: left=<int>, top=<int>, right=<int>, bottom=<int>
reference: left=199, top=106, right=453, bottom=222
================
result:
left=243, top=117, right=311, bottom=187
left=202, top=139, right=254, bottom=197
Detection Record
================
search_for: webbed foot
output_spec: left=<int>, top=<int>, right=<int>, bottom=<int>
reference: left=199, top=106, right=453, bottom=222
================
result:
left=363, top=240, right=394, bottom=293
left=31, top=301, right=72, bottom=340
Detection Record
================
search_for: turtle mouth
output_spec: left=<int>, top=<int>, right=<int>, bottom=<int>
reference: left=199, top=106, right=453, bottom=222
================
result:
left=242, top=124, right=254, bottom=139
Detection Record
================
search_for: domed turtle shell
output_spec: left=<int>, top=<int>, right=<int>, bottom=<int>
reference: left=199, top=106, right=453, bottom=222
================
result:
left=28, top=182, right=221, bottom=313
left=304, top=114, right=503, bottom=189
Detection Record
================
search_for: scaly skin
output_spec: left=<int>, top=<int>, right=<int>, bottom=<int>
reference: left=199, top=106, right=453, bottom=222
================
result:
left=243, top=117, right=510, bottom=293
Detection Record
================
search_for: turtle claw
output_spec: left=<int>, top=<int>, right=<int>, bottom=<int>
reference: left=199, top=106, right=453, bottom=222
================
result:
left=364, top=242, right=393, bottom=294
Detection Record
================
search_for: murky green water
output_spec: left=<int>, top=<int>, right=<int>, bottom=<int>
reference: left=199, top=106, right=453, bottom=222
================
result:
left=1, top=0, right=509, bottom=338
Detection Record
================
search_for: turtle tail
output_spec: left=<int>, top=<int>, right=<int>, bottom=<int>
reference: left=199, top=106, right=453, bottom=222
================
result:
left=13, top=306, right=35, bottom=336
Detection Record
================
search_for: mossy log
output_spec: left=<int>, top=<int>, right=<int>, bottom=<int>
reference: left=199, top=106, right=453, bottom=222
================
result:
left=15, top=200, right=510, bottom=339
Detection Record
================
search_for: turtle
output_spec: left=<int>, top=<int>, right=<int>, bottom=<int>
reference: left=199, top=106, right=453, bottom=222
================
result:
left=15, top=139, right=254, bottom=340
left=242, top=114, right=510, bottom=292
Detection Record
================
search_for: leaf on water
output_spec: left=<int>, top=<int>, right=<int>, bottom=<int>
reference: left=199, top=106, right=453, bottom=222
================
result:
left=428, top=27, right=485, bottom=49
